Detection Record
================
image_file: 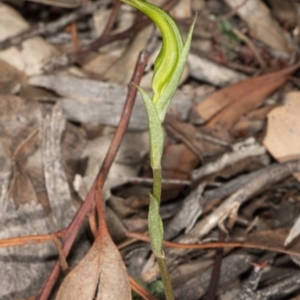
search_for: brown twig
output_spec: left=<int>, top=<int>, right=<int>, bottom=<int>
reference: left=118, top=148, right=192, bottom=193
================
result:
left=125, top=229, right=300, bottom=257
left=232, top=27, right=267, bottom=70
left=101, top=0, right=122, bottom=39
left=218, top=0, right=249, bottom=22
left=0, top=230, right=65, bottom=248
left=129, top=277, right=159, bottom=300
left=35, top=50, right=148, bottom=300
left=206, top=230, right=226, bottom=300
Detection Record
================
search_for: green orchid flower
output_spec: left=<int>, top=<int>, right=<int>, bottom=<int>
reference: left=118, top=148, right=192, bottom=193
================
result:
left=121, top=0, right=196, bottom=122
left=120, top=1, right=196, bottom=299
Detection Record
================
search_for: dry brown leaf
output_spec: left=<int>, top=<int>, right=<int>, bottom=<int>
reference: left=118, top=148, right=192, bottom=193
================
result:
left=263, top=91, right=300, bottom=182
left=196, top=63, right=300, bottom=139
left=267, top=0, right=298, bottom=26
left=224, top=0, right=290, bottom=53
left=162, top=143, right=199, bottom=200
left=56, top=234, right=131, bottom=300
left=165, top=116, right=224, bottom=158
left=0, top=59, right=25, bottom=93
left=9, top=165, right=38, bottom=208
left=197, top=63, right=300, bottom=122
left=245, top=228, right=300, bottom=256
left=8, top=129, right=39, bottom=208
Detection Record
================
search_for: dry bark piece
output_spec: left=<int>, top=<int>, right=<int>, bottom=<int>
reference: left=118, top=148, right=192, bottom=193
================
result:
left=188, top=53, right=247, bottom=87
left=191, top=137, right=266, bottom=181
left=187, top=160, right=300, bottom=242
left=143, top=160, right=300, bottom=282
left=42, top=104, right=76, bottom=230
left=56, top=234, right=131, bottom=300
left=28, top=75, right=193, bottom=130
left=173, top=252, right=256, bottom=300
left=164, top=183, right=206, bottom=240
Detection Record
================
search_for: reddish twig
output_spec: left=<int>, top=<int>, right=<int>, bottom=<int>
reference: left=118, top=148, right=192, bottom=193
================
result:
left=206, top=230, right=226, bottom=300
left=35, top=50, right=148, bottom=300
left=101, top=0, right=122, bottom=39
left=125, top=227, right=300, bottom=257
left=129, top=277, right=159, bottom=300
left=0, top=230, right=64, bottom=248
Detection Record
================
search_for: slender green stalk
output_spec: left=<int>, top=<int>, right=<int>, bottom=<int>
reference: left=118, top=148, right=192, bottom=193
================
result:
left=152, top=168, right=162, bottom=202
left=151, top=167, right=174, bottom=300
left=157, top=256, right=174, bottom=300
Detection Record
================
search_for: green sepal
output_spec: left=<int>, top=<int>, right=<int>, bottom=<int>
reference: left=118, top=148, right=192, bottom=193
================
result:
left=120, top=0, right=183, bottom=109
left=148, top=193, right=164, bottom=255
left=155, top=15, right=197, bottom=122
left=136, top=85, right=164, bottom=170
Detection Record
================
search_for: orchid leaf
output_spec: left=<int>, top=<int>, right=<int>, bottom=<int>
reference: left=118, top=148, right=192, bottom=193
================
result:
left=135, top=85, right=164, bottom=170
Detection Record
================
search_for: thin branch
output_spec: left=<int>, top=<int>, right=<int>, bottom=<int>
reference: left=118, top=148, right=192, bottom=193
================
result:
left=0, top=230, right=64, bottom=248
left=125, top=228, right=300, bottom=257
left=101, top=0, right=122, bottom=39
left=206, top=230, right=226, bottom=300
left=232, top=27, right=267, bottom=70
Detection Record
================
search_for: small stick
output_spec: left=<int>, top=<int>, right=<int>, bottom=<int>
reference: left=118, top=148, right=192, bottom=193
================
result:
left=206, top=230, right=226, bottom=300
left=232, top=27, right=267, bottom=70
left=101, top=0, right=122, bottom=39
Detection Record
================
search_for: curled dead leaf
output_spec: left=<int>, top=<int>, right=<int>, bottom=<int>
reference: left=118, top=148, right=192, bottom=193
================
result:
left=196, top=63, right=300, bottom=140
left=56, top=234, right=131, bottom=300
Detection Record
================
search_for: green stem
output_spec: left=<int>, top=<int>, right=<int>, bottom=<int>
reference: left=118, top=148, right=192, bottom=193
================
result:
left=151, top=167, right=174, bottom=300
left=157, top=256, right=175, bottom=300
left=152, top=168, right=162, bottom=202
